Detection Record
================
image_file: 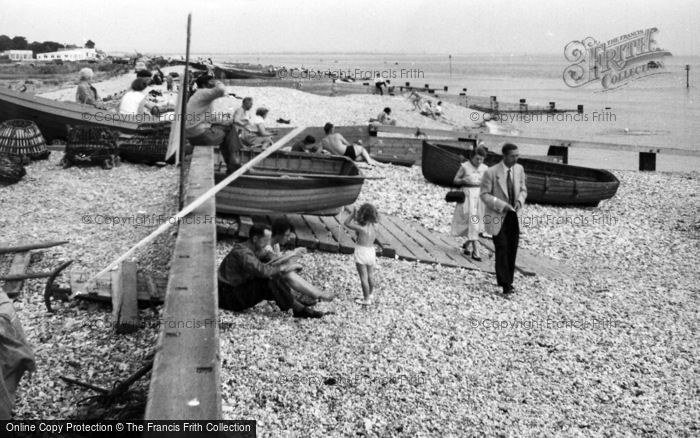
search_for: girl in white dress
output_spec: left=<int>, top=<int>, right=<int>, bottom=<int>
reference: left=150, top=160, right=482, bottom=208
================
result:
left=451, top=147, right=488, bottom=261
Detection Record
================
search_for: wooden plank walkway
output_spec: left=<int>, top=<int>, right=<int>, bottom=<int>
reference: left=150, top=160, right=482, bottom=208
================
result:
left=217, top=209, right=569, bottom=278
left=146, top=147, right=221, bottom=420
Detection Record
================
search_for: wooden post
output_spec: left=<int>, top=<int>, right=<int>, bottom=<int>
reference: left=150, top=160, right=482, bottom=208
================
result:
left=686, top=65, right=690, bottom=89
left=639, top=152, right=656, bottom=171
left=547, top=145, right=569, bottom=164
left=443, top=86, right=448, bottom=92
left=549, top=102, right=556, bottom=111
left=111, top=261, right=139, bottom=334
left=178, top=14, right=192, bottom=210
left=577, top=104, right=584, bottom=114
left=490, top=96, right=497, bottom=111
left=519, top=99, right=527, bottom=112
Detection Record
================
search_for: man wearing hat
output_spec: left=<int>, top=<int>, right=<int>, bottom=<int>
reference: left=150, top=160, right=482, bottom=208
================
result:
left=185, top=74, right=240, bottom=170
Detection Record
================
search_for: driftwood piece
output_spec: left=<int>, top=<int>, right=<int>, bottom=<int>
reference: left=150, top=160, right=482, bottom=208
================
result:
left=2, top=252, right=32, bottom=298
left=111, top=261, right=140, bottom=334
left=44, top=260, right=73, bottom=313
left=0, top=240, right=68, bottom=255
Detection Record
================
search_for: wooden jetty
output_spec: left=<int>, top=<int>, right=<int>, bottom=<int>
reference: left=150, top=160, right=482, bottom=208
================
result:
left=145, top=147, right=221, bottom=420
left=217, top=209, right=570, bottom=279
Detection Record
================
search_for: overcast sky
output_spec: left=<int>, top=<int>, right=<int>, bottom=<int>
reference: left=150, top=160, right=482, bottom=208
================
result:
left=0, top=0, right=697, bottom=55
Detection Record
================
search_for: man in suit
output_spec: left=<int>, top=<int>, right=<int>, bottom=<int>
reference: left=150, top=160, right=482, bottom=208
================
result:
left=480, top=143, right=527, bottom=295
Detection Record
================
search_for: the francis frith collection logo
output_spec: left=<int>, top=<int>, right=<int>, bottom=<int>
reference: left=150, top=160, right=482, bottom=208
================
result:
left=563, top=28, right=672, bottom=90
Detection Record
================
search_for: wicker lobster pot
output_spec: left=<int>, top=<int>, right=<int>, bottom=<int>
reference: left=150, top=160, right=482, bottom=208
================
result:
left=0, top=119, right=50, bottom=161
left=62, top=125, right=120, bottom=169
left=117, top=123, right=190, bottom=164
left=0, top=154, right=26, bottom=185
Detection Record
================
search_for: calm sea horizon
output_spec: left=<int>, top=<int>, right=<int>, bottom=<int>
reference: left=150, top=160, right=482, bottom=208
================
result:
left=186, top=52, right=699, bottom=171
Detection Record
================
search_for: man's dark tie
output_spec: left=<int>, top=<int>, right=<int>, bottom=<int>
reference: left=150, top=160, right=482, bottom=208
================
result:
left=507, top=168, right=516, bottom=208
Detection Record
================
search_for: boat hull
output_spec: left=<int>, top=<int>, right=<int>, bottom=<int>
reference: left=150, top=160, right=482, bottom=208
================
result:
left=215, top=151, right=365, bottom=216
left=212, top=66, right=276, bottom=80
left=0, top=88, right=164, bottom=142
left=421, top=141, right=620, bottom=206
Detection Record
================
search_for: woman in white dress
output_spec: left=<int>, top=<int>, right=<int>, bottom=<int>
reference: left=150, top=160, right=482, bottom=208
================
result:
left=451, top=147, right=488, bottom=260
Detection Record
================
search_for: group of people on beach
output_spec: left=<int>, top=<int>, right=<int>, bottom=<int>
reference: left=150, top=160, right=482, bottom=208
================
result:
left=217, top=203, right=381, bottom=318
left=216, top=140, right=528, bottom=320
left=75, top=67, right=176, bottom=116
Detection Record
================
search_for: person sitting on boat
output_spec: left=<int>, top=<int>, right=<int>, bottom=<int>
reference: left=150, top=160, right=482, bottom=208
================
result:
left=370, top=107, right=397, bottom=126
left=291, top=135, right=322, bottom=153
left=320, top=123, right=384, bottom=166
left=75, top=68, right=106, bottom=109
left=218, top=223, right=335, bottom=319
left=118, top=78, right=158, bottom=116
left=232, top=97, right=253, bottom=134
left=240, top=107, right=276, bottom=149
left=451, top=146, right=488, bottom=261
left=184, top=74, right=240, bottom=170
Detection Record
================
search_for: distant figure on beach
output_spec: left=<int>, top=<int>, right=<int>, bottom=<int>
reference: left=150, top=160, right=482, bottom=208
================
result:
left=118, top=78, right=157, bottom=116
left=165, top=74, right=174, bottom=91
left=232, top=97, right=253, bottom=133
left=452, top=146, right=488, bottom=261
left=370, top=107, right=397, bottom=126
left=343, top=204, right=380, bottom=305
left=291, top=135, right=322, bottom=153
left=320, top=123, right=384, bottom=166
left=75, top=68, right=105, bottom=109
left=374, top=73, right=386, bottom=96
left=434, top=101, right=443, bottom=117
left=184, top=74, right=240, bottom=171
left=480, top=143, right=527, bottom=296
left=420, top=100, right=437, bottom=119
left=218, top=223, right=334, bottom=318
left=240, top=107, right=276, bottom=149
left=408, top=90, right=423, bottom=111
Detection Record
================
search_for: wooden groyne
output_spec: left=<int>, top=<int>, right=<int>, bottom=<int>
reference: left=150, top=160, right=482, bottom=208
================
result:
left=145, top=147, right=221, bottom=420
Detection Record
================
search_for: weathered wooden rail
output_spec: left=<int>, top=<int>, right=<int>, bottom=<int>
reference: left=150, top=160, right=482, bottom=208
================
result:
left=145, top=147, right=221, bottom=420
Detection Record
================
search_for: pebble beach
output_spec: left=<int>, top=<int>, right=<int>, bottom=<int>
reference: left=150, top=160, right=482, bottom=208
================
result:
left=2, top=70, right=699, bottom=436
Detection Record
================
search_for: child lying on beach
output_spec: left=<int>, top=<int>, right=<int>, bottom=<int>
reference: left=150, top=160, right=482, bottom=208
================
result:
left=344, top=204, right=379, bottom=305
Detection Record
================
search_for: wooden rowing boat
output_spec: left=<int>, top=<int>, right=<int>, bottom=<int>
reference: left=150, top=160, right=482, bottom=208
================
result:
left=421, top=141, right=620, bottom=206
left=215, top=150, right=366, bottom=216
left=211, top=65, right=276, bottom=80
left=0, top=88, right=166, bottom=142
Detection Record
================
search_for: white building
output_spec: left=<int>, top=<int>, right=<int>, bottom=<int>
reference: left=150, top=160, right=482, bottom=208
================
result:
left=36, top=48, right=97, bottom=62
left=0, top=50, right=33, bottom=61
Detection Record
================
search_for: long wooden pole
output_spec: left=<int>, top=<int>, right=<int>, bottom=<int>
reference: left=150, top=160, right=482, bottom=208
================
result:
left=0, top=240, right=68, bottom=255
left=82, top=127, right=305, bottom=292
left=178, top=13, right=192, bottom=209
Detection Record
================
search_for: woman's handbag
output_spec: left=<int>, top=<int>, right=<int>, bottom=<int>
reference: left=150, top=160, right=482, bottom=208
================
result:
left=445, top=190, right=465, bottom=203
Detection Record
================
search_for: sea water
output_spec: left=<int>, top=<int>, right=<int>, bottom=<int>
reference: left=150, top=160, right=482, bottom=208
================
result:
left=199, top=53, right=699, bottom=171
